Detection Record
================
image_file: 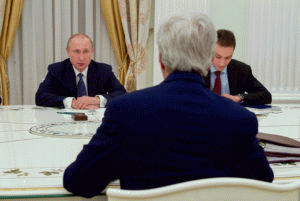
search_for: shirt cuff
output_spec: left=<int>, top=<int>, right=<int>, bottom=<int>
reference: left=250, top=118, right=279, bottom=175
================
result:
left=63, top=97, right=74, bottom=109
left=98, top=95, right=107, bottom=108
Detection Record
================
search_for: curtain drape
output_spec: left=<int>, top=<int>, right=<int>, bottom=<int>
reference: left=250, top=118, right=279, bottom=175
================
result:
left=100, top=0, right=129, bottom=87
left=0, top=0, right=23, bottom=105
left=0, top=0, right=5, bottom=42
left=247, top=0, right=300, bottom=96
left=118, top=0, right=151, bottom=92
left=0, top=0, right=6, bottom=104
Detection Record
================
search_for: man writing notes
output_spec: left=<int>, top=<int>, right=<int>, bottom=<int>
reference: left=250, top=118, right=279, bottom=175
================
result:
left=35, top=33, right=126, bottom=109
left=63, top=14, right=273, bottom=198
left=204, top=29, right=272, bottom=105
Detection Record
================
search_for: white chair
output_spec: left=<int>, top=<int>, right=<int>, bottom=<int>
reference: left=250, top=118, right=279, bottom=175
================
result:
left=106, top=177, right=300, bottom=201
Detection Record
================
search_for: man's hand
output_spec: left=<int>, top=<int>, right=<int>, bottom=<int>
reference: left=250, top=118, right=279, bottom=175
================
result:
left=222, top=94, right=242, bottom=103
left=71, top=96, right=100, bottom=109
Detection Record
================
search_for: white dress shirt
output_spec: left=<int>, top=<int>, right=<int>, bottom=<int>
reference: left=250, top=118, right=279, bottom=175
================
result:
left=63, top=66, right=107, bottom=108
left=209, top=65, right=230, bottom=95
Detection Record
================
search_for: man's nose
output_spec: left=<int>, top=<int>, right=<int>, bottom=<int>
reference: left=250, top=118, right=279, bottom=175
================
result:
left=219, top=59, right=226, bottom=66
left=79, top=53, right=84, bottom=60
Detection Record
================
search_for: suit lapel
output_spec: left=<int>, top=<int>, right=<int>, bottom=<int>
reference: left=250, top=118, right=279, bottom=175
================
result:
left=227, top=63, right=238, bottom=95
left=63, top=62, right=77, bottom=95
left=87, top=62, right=96, bottom=96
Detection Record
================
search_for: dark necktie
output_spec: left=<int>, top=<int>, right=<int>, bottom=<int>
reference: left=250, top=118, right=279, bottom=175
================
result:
left=77, top=73, right=87, bottom=97
left=213, top=71, right=221, bottom=96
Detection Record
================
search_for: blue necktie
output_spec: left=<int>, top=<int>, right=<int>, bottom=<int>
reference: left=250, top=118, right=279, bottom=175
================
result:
left=77, top=73, right=87, bottom=97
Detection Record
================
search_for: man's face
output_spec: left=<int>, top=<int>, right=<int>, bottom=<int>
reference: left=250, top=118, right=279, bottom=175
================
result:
left=66, top=36, right=94, bottom=72
left=212, top=43, right=234, bottom=71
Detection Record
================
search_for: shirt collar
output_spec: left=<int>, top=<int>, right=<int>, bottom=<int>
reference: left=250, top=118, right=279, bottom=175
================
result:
left=210, top=65, right=227, bottom=74
left=73, top=66, right=88, bottom=77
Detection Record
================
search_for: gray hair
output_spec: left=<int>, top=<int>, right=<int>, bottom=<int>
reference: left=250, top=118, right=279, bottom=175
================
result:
left=66, top=33, right=94, bottom=49
left=157, top=14, right=217, bottom=76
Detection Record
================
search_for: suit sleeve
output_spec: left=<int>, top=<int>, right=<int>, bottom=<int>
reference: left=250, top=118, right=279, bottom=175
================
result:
left=101, top=67, right=126, bottom=106
left=35, top=66, right=67, bottom=108
left=237, top=64, right=272, bottom=105
left=232, top=136, right=274, bottom=182
left=242, top=66, right=272, bottom=105
left=63, top=101, right=122, bottom=198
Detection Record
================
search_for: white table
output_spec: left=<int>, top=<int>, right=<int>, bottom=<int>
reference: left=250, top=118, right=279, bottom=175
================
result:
left=0, top=105, right=114, bottom=200
left=246, top=104, right=300, bottom=182
left=1, top=104, right=300, bottom=199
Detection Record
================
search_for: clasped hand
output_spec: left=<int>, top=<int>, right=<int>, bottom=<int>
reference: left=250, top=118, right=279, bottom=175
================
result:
left=222, top=94, right=242, bottom=103
left=71, top=96, right=100, bottom=109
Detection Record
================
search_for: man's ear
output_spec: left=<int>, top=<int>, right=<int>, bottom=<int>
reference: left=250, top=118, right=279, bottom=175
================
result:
left=158, top=53, right=165, bottom=72
left=158, top=53, right=165, bottom=70
left=66, top=48, right=70, bottom=57
left=159, top=53, right=170, bottom=79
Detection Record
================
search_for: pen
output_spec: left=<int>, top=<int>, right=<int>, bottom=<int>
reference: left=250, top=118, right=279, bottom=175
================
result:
left=57, top=112, right=82, bottom=115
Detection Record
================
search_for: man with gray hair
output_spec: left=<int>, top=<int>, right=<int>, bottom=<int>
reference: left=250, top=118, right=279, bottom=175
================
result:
left=63, top=14, right=273, bottom=198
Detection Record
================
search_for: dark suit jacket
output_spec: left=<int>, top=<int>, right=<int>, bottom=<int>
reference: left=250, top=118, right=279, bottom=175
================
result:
left=204, top=59, right=272, bottom=105
left=35, top=59, right=126, bottom=108
left=63, top=71, right=274, bottom=198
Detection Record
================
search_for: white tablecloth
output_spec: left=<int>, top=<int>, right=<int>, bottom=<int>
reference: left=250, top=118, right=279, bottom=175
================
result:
left=1, top=104, right=300, bottom=198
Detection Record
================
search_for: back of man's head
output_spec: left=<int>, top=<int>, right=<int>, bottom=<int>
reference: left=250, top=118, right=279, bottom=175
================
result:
left=157, top=13, right=217, bottom=76
left=217, top=29, right=236, bottom=49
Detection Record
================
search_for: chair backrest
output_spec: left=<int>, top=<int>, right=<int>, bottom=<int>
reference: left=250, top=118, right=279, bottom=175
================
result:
left=106, top=177, right=300, bottom=201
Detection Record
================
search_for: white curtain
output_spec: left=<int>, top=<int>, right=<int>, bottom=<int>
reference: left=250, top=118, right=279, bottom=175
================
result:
left=0, top=0, right=5, bottom=102
left=247, top=0, right=300, bottom=100
left=7, top=0, right=117, bottom=105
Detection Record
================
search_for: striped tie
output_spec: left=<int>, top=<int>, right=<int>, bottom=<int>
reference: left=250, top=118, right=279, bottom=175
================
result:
left=77, top=73, right=87, bottom=97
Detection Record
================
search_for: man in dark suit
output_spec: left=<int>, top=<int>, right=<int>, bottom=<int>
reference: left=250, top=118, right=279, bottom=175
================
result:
left=35, top=33, right=126, bottom=109
left=204, top=29, right=272, bottom=105
left=63, top=14, right=274, bottom=198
